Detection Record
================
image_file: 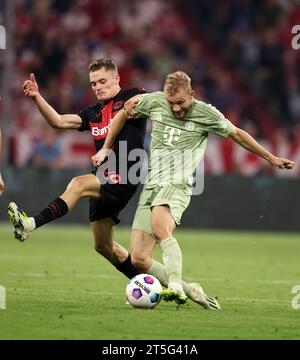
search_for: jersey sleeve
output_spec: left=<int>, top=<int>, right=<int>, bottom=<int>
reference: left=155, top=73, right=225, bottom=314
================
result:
left=77, top=107, right=90, bottom=132
left=134, top=92, right=158, bottom=118
left=126, top=87, right=147, bottom=98
left=202, top=103, right=233, bottom=137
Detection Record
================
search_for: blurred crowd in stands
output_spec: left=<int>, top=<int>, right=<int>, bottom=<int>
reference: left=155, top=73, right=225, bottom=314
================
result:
left=1, top=0, right=300, bottom=177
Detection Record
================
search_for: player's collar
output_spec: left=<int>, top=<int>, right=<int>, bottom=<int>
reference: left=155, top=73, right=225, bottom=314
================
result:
left=102, top=88, right=122, bottom=105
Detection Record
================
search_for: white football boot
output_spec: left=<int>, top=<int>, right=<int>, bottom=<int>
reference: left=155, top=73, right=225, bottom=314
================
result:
left=188, top=283, right=221, bottom=310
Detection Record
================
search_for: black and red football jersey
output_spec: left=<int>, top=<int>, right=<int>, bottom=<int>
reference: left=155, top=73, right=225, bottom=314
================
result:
left=78, top=88, right=147, bottom=184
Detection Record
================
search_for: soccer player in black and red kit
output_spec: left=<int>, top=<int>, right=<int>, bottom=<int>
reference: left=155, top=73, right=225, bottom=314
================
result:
left=8, top=59, right=145, bottom=279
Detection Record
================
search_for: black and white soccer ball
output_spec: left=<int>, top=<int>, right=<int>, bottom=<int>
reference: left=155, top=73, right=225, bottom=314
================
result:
left=126, top=274, right=162, bottom=309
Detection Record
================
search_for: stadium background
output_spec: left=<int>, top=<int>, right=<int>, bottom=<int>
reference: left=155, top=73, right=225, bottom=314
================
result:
left=0, top=0, right=300, bottom=342
left=0, top=0, right=300, bottom=230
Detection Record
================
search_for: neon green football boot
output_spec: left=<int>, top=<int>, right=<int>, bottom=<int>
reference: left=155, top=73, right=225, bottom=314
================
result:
left=161, top=283, right=187, bottom=305
left=8, top=202, right=31, bottom=242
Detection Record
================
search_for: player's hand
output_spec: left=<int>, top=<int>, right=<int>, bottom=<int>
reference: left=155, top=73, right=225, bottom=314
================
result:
left=23, top=73, right=39, bottom=98
left=124, top=95, right=142, bottom=117
left=270, top=157, right=295, bottom=169
left=91, top=148, right=112, bottom=167
left=0, top=174, right=4, bottom=196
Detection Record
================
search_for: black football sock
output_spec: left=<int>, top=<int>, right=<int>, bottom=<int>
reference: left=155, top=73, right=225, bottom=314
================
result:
left=114, top=254, right=142, bottom=279
left=34, top=197, right=69, bottom=229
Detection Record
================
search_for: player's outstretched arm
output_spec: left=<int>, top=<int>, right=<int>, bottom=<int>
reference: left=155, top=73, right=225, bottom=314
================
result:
left=91, top=109, right=129, bottom=167
left=229, top=126, right=295, bottom=169
left=23, top=73, right=82, bottom=130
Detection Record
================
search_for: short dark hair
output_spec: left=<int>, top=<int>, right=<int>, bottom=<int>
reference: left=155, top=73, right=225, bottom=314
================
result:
left=88, top=59, right=118, bottom=73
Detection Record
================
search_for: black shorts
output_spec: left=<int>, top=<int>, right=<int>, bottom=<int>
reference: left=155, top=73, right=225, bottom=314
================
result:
left=89, top=168, right=138, bottom=224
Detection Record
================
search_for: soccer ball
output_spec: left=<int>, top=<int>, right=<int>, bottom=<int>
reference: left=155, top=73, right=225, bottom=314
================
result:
left=126, top=274, right=162, bottom=309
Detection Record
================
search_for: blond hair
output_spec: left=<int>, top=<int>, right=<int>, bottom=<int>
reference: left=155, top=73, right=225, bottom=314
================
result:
left=164, top=71, right=192, bottom=96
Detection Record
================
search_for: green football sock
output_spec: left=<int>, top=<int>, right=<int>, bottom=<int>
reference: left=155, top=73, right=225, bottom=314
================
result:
left=159, top=237, right=182, bottom=288
left=148, top=259, right=191, bottom=297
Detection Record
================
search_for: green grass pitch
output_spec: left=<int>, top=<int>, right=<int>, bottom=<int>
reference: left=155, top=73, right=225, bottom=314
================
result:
left=0, top=224, right=299, bottom=339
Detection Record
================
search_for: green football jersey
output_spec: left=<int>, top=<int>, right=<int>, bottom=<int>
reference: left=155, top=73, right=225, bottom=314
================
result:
left=134, top=91, right=233, bottom=188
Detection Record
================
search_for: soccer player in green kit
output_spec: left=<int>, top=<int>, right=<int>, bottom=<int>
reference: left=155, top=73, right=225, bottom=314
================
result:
left=95, top=71, right=295, bottom=307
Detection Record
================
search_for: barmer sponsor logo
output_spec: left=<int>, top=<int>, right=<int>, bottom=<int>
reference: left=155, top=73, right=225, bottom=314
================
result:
left=91, top=120, right=112, bottom=137
left=0, top=25, right=6, bottom=50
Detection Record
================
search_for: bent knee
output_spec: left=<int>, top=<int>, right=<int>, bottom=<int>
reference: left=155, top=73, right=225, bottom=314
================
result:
left=67, top=176, right=86, bottom=193
left=152, top=224, right=172, bottom=242
left=94, top=243, right=111, bottom=255
left=131, top=254, right=151, bottom=272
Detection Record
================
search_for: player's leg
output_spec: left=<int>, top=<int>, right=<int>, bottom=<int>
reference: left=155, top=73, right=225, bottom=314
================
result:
left=130, top=203, right=156, bottom=272
left=130, top=188, right=186, bottom=304
left=8, top=174, right=100, bottom=241
left=130, top=230, right=220, bottom=309
left=131, top=206, right=220, bottom=309
left=130, top=228, right=181, bottom=291
left=148, top=259, right=220, bottom=309
left=60, top=174, right=101, bottom=208
left=151, top=205, right=187, bottom=304
left=151, top=206, right=220, bottom=308
left=130, top=229, right=156, bottom=272
left=91, top=218, right=141, bottom=279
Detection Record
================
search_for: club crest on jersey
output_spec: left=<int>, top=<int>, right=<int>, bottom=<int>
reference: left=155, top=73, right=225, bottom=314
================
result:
left=185, top=121, right=195, bottom=131
left=152, top=113, right=162, bottom=121
left=113, top=100, right=124, bottom=112
left=95, top=111, right=102, bottom=119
